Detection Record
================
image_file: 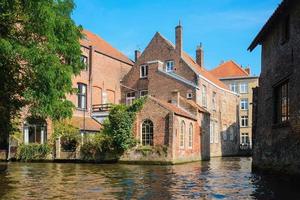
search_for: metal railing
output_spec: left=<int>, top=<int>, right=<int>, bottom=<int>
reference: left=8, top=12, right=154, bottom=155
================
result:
left=92, top=103, right=112, bottom=112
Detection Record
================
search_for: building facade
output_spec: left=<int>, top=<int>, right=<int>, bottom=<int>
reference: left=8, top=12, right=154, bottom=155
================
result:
left=249, top=0, right=300, bottom=174
left=22, top=30, right=134, bottom=145
left=121, top=24, right=240, bottom=163
left=210, top=61, right=259, bottom=149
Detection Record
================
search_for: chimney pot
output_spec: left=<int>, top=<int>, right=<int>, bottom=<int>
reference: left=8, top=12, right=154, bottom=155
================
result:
left=196, top=44, right=204, bottom=67
left=245, top=67, right=250, bottom=75
left=134, top=50, right=141, bottom=62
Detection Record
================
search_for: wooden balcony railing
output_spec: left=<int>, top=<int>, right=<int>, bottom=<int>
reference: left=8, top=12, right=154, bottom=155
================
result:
left=92, top=103, right=112, bottom=112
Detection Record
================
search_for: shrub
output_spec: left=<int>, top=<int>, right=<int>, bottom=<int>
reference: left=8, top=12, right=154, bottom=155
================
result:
left=102, top=97, right=146, bottom=152
left=17, top=144, right=51, bottom=161
left=53, top=120, right=80, bottom=151
left=80, top=133, right=113, bottom=160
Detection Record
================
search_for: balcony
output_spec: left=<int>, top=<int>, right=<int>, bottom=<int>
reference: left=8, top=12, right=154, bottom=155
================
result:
left=91, top=103, right=113, bottom=123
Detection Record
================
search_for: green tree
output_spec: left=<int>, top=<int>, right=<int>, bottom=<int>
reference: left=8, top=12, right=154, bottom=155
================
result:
left=0, top=0, right=84, bottom=150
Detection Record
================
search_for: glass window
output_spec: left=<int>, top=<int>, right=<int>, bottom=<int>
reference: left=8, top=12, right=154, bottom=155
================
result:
left=230, top=83, right=238, bottom=93
left=212, top=92, right=217, bottom=111
left=202, top=85, right=207, bottom=107
left=274, top=81, right=289, bottom=123
left=241, top=133, right=249, bottom=144
left=239, top=83, right=248, bottom=94
left=24, top=121, right=47, bottom=144
left=78, top=83, right=87, bottom=109
left=214, top=122, right=219, bottom=143
left=240, top=98, right=249, bottom=110
left=141, top=120, right=153, bottom=146
left=80, top=55, right=88, bottom=71
left=166, top=60, right=174, bottom=72
left=180, top=121, right=185, bottom=148
left=140, top=65, right=148, bottom=78
left=126, top=92, right=136, bottom=105
left=241, top=116, right=249, bottom=127
left=188, top=123, right=193, bottom=148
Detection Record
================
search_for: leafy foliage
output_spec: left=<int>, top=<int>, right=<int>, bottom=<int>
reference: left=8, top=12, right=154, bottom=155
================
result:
left=0, top=0, right=84, bottom=149
left=80, top=133, right=113, bottom=160
left=103, top=97, right=146, bottom=152
left=16, top=144, right=51, bottom=161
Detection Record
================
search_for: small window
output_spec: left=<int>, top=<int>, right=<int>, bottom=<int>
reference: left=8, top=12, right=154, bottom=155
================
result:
left=274, top=81, right=289, bottom=124
left=141, top=120, right=153, bottom=146
left=188, top=123, right=193, bottom=148
left=212, top=92, right=217, bottom=111
left=140, top=90, right=148, bottom=97
left=77, top=83, right=87, bottom=109
left=230, top=83, right=238, bottom=93
left=240, top=98, right=249, bottom=110
left=210, top=121, right=214, bottom=144
left=239, top=83, right=248, bottom=94
left=80, top=55, right=88, bottom=71
left=202, top=85, right=207, bottom=107
left=241, top=133, right=249, bottom=145
left=166, top=60, right=174, bottom=72
left=214, top=122, right=219, bottom=144
left=140, top=65, right=148, bottom=78
left=126, top=92, right=135, bottom=105
left=187, top=92, right=193, bottom=99
left=241, top=116, right=248, bottom=127
left=180, top=120, right=185, bottom=148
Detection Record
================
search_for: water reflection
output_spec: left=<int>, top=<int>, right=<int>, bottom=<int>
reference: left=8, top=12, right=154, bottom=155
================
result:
left=0, top=157, right=299, bottom=199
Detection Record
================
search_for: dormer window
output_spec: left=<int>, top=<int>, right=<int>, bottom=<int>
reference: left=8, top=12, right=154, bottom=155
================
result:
left=166, top=60, right=174, bottom=72
left=140, top=65, right=148, bottom=78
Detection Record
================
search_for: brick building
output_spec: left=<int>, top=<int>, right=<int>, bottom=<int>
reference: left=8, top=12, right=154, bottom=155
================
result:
left=249, top=0, right=300, bottom=174
left=210, top=60, right=259, bottom=150
left=121, top=24, right=240, bottom=163
left=22, top=30, right=133, bottom=145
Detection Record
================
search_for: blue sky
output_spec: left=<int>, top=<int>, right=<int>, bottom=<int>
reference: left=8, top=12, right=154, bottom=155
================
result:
left=72, top=0, right=282, bottom=76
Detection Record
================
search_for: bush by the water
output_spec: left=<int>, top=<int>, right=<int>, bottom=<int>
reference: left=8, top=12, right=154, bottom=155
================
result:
left=17, top=144, right=51, bottom=161
left=53, top=121, right=80, bottom=151
left=80, top=133, right=113, bottom=160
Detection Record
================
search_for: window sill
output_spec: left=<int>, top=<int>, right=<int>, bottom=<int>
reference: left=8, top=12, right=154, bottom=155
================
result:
left=272, top=121, right=290, bottom=129
left=139, top=77, right=148, bottom=80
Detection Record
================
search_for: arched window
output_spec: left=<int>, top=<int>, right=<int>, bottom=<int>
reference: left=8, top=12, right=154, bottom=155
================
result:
left=142, top=120, right=153, bottom=146
left=188, top=123, right=193, bottom=148
left=180, top=120, right=185, bottom=148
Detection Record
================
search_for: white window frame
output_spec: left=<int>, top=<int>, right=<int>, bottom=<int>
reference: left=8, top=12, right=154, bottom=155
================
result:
left=140, top=65, right=148, bottom=78
left=81, top=55, right=88, bottom=71
left=77, top=83, right=87, bottom=109
left=188, top=123, right=193, bottom=148
left=240, top=98, right=249, bottom=110
left=241, top=133, right=250, bottom=145
left=239, top=83, right=248, bottom=94
left=241, top=116, right=249, bottom=127
left=212, top=92, right=217, bottom=111
left=230, top=83, right=238, bottom=93
left=165, top=60, right=174, bottom=72
left=180, top=120, right=185, bottom=148
left=126, top=92, right=135, bottom=105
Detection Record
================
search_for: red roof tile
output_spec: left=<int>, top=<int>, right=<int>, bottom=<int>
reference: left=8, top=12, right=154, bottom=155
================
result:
left=210, top=60, right=249, bottom=79
left=80, top=30, right=134, bottom=66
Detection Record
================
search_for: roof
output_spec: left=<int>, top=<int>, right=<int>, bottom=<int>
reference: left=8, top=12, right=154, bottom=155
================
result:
left=210, top=60, right=249, bottom=79
left=248, top=0, right=293, bottom=51
left=69, top=116, right=101, bottom=131
left=156, top=33, right=229, bottom=90
left=179, top=96, right=209, bottom=114
left=148, top=96, right=197, bottom=120
left=80, top=29, right=134, bottom=66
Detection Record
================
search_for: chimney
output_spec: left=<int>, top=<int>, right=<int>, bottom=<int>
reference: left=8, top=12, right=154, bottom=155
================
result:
left=196, top=43, right=204, bottom=67
left=245, top=66, right=250, bottom=75
left=175, top=21, right=182, bottom=56
left=171, top=90, right=180, bottom=106
left=134, top=50, right=141, bottom=62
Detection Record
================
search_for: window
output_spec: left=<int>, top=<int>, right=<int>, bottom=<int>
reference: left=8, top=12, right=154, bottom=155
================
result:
left=281, top=15, right=290, bottom=44
left=210, top=121, right=214, bottom=144
left=241, top=116, right=248, bottom=127
left=180, top=121, right=185, bottom=148
left=274, top=81, right=289, bottom=123
left=212, top=92, right=216, bottom=111
left=126, top=92, right=135, bottom=105
left=188, top=123, right=193, bottom=148
left=140, top=90, right=148, bottom=97
left=77, top=83, right=87, bottom=109
left=214, top=122, right=219, bottom=143
left=230, top=83, right=238, bottom=93
left=141, top=120, right=153, bottom=146
left=239, top=83, right=248, bottom=94
left=241, top=133, right=249, bottom=145
left=80, top=55, right=88, bottom=70
left=140, top=65, right=148, bottom=78
left=187, top=92, right=193, bottom=99
left=23, top=121, right=47, bottom=144
left=202, top=85, right=207, bottom=107
left=166, top=60, right=174, bottom=72
left=240, top=98, right=249, bottom=110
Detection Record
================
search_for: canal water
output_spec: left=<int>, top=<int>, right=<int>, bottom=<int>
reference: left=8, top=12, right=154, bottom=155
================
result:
left=0, top=157, right=299, bottom=199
